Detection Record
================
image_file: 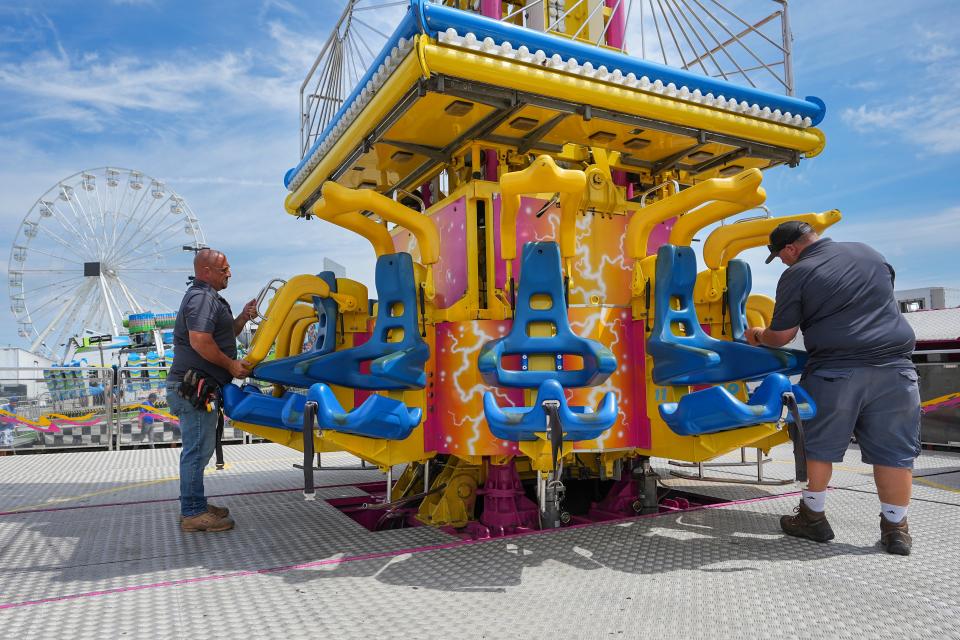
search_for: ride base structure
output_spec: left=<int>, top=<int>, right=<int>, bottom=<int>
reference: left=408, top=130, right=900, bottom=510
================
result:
left=225, top=0, right=836, bottom=534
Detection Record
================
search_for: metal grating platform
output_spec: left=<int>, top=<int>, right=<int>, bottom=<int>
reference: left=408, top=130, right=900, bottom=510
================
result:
left=1, top=443, right=958, bottom=639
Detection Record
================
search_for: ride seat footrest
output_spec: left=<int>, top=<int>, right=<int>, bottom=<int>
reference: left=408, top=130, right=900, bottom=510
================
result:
left=483, top=379, right=617, bottom=442
left=222, top=382, right=421, bottom=440
left=305, top=383, right=421, bottom=440
left=658, top=373, right=816, bottom=436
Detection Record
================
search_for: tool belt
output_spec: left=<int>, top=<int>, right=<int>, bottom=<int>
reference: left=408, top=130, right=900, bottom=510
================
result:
left=178, top=368, right=222, bottom=413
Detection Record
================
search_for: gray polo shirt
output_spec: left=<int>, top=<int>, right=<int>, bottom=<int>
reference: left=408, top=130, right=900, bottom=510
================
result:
left=770, top=238, right=915, bottom=372
left=168, top=280, right=237, bottom=386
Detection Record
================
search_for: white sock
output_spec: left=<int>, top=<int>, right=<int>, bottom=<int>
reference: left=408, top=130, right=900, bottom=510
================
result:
left=880, top=503, right=908, bottom=523
left=802, top=489, right=826, bottom=513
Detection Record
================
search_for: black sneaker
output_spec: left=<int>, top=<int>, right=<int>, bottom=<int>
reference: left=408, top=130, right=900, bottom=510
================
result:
left=780, top=501, right=835, bottom=542
left=879, top=515, right=911, bottom=556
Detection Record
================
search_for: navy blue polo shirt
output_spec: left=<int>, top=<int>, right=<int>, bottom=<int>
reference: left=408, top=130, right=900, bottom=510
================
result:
left=168, top=280, right=237, bottom=385
left=770, top=238, right=915, bottom=371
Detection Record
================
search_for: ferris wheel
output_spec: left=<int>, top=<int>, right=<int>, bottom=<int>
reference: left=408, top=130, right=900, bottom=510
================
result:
left=8, top=167, right=206, bottom=359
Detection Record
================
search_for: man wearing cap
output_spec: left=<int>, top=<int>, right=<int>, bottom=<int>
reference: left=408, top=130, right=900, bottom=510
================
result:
left=745, top=221, right=919, bottom=555
left=167, top=249, right=256, bottom=533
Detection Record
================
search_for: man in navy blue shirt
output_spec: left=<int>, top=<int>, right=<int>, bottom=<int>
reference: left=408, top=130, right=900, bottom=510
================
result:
left=167, top=249, right=256, bottom=532
left=747, top=222, right=919, bottom=555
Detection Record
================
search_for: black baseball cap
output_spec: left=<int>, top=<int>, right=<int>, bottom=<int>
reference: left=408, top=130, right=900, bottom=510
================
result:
left=765, top=221, right=814, bottom=264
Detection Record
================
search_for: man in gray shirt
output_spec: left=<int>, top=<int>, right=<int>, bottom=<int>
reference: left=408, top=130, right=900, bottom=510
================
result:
left=746, top=221, right=920, bottom=555
left=167, top=249, right=256, bottom=532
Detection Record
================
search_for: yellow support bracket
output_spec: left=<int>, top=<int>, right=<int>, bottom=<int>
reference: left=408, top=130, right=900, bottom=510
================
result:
left=702, top=209, right=842, bottom=270
left=668, top=169, right=766, bottom=246
left=499, top=154, right=586, bottom=286
left=692, top=209, right=841, bottom=305
left=584, top=147, right=628, bottom=215
left=311, top=205, right=395, bottom=259
left=706, top=209, right=843, bottom=270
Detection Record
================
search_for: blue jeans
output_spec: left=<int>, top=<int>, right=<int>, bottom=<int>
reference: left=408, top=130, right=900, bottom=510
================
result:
left=167, top=382, right=218, bottom=517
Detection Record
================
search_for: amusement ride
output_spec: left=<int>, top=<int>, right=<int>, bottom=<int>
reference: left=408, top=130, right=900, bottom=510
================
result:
left=216, top=0, right=835, bottom=533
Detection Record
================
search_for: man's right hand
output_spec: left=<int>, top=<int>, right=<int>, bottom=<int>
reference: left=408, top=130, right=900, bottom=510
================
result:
left=229, top=358, right=253, bottom=379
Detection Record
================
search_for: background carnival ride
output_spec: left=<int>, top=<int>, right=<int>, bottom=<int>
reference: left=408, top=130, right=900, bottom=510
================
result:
left=8, top=167, right=206, bottom=360
left=3, top=167, right=208, bottom=445
left=225, top=0, right=835, bottom=532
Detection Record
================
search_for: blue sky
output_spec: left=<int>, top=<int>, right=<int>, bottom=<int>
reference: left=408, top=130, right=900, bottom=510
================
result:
left=1, top=0, right=958, bottom=349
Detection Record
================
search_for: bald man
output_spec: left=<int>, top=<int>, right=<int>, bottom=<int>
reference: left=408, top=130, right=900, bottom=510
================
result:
left=167, top=249, right=257, bottom=532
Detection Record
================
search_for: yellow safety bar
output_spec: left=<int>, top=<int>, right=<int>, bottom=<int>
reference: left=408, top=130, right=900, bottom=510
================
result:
left=702, top=209, right=842, bottom=270
left=313, top=181, right=440, bottom=300
left=628, top=169, right=767, bottom=296
left=274, top=304, right=319, bottom=360
left=247, top=274, right=354, bottom=366
left=668, top=169, right=766, bottom=246
left=746, top=294, right=775, bottom=328
left=499, top=154, right=586, bottom=286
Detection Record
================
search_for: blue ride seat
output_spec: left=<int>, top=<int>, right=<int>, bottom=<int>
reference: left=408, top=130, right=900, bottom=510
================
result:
left=253, top=271, right=340, bottom=387
left=222, top=382, right=421, bottom=440
left=726, top=259, right=805, bottom=375
left=725, top=259, right=751, bottom=342
left=291, top=252, right=430, bottom=390
left=647, top=245, right=804, bottom=386
left=478, top=242, right=617, bottom=388
left=480, top=241, right=619, bottom=443
left=659, top=373, right=816, bottom=436
left=483, top=379, right=617, bottom=442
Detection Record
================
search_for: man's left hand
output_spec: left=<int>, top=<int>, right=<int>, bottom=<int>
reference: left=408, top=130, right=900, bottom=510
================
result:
left=240, top=299, right=258, bottom=323
left=745, top=327, right=763, bottom=346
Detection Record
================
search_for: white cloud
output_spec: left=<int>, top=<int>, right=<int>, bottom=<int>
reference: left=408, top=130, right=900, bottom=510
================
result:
left=908, top=23, right=957, bottom=63
left=841, top=103, right=917, bottom=131
left=836, top=13, right=960, bottom=155
left=0, top=49, right=294, bottom=120
left=846, top=79, right=881, bottom=91
left=842, top=97, right=960, bottom=155
left=909, top=42, right=956, bottom=63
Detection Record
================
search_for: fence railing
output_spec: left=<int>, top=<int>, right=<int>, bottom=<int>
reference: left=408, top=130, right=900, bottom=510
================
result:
left=2, top=359, right=958, bottom=452
left=917, top=361, right=960, bottom=448
left=0, top=367, right=251, bottom=453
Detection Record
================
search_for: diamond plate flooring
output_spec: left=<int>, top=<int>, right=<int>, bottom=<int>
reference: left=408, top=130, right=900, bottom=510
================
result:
left=1, top=443, right=958, bottom=639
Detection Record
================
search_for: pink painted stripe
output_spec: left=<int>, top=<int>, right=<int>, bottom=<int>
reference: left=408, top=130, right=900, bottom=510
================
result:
left=0, top=490, right=801, bottom=611
left=0, top=481, right=386, bottom=518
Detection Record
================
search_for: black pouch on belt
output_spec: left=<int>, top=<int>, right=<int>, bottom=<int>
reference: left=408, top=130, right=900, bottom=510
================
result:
left=178, top=369, right=221, bottom=412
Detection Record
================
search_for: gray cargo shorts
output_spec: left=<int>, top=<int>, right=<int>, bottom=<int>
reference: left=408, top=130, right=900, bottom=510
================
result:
left=799, top=366, right=921, bottom=468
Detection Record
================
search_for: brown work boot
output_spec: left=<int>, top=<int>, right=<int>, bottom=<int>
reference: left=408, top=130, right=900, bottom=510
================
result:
left=879, top=515, right=911, bottom=556
left=179, top=503, right=230, bottom=521
left=780, top=501, right=835, bottom=542
left=181, top=511, right=235, bottom=532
